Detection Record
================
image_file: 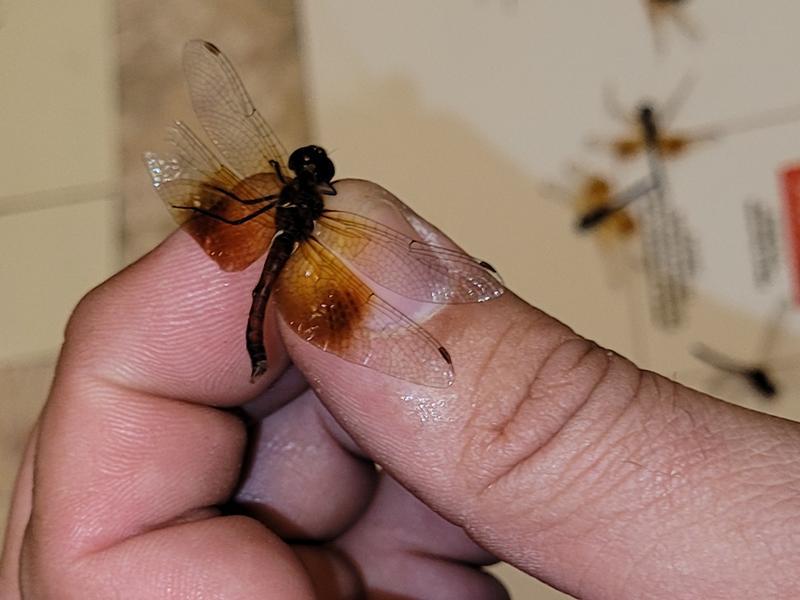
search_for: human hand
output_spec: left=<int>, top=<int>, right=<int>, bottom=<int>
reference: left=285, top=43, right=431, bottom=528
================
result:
left=2, top=180, right=799, bottom=599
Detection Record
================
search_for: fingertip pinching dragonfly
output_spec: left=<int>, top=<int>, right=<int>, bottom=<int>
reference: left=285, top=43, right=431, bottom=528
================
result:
left=145, top=41, right=504, bottom=387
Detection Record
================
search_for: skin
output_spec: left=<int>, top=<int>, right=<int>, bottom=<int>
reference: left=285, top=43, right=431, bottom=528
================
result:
left=2, top=180, right=800, bottom=599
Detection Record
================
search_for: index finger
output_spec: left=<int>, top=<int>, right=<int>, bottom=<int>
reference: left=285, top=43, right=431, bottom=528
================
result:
left=69, top=231, right=290, bottom=402
left=19, top=232, right=312, bottom=598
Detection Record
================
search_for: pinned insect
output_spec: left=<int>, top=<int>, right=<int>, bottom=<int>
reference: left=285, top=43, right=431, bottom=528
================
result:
left=593, top=76, right=800, bottom=166
left=574, top=174, right=657, bottom=233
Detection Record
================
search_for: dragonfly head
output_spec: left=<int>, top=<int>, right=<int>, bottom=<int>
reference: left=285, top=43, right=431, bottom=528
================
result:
left=288, top=145, right=335, bottom=184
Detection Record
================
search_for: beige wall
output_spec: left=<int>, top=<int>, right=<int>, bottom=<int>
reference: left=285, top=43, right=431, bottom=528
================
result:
left=0, top=0, right=118, bottom=526
left=0, top=0, right=119, bottom=362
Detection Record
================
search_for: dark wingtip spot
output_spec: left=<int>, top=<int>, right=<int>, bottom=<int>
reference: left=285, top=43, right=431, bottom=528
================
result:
left=438, top=346, right=453, bottom=365
left=479, top=260, right=497, bottom=273
left=203, top=41, right=221, bottom=54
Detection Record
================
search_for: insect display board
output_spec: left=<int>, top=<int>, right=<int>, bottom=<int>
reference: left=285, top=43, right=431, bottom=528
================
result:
left=298, top=2, right=800, bottom=595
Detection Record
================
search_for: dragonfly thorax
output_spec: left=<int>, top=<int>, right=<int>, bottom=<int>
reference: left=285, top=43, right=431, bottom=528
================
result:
left=275, top=178, right=325, bottom=241
left=274, top=145, right=334, bottom=242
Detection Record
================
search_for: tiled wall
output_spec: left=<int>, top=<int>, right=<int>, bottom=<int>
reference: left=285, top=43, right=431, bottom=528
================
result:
left=0, top=0, right=119, bottom=528
left=0, top=0, right=119, bottom=362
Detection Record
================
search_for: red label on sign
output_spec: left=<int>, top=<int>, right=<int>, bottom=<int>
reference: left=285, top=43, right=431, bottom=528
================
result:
left=781, top=165, right=800, bottom=306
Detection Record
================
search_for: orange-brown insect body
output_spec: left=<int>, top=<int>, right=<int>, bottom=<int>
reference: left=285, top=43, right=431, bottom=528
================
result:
left=578, top=176, right=637, bottom=239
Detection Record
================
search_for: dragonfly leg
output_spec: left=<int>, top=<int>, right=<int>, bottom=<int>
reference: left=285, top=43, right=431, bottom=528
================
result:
left=270, top=160, right=289, bottom=184
left=228, top=192, right=278, bottom=205
left=204, top=184, right=278, bottom=205
left=171, top=200, right=276, bottom=225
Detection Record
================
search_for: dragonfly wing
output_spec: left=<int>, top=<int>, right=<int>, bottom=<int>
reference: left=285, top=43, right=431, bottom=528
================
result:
left=315, top=210, right=504, bottom=304
left=276, top=238, right=455, bottom=387
left=183, top=39, right=289, bottom=178
left=144, top=122, right=277, bottom=272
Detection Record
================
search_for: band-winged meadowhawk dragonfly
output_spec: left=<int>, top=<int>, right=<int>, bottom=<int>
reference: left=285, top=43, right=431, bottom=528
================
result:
left=145, top=41, right=503, bottom=387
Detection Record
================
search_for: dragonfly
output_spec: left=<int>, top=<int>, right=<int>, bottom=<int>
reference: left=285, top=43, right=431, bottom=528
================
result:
left=594, top=75, right=800, bottom=166
left=543, top=168, right=652, bottom=240
left=144, top=40, right=503, bottom=387
left=593, top=75, right=709, bottom=169
left=573, top=174, right=657, bottom=232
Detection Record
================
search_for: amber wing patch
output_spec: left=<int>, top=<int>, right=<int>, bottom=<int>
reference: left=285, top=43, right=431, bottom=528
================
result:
left=144, top=122, right=278, bottom=272
left=275, top=238, right=454, bottom=387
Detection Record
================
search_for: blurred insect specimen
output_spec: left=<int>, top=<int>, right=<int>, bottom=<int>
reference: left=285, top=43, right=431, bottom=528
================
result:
left=643, top=0, right=700, bottom=53
left=545, top=170, right=628, bottom=238
left=574, top=174, right=658, bottom=232
left=594, top=75, right=699, bottom=170
left=542, top=168, right=654, bottom=286
left=594, top=75, right=800, bottom=166
left=590, top=78, right=800, bottom=330
left=690, top=302, right=793, bottom=400
left=144, top=41, right=503, bottom=387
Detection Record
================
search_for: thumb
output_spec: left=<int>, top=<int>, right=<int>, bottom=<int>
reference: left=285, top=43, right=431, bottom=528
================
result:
left=283, top=180, right=800, bottom=599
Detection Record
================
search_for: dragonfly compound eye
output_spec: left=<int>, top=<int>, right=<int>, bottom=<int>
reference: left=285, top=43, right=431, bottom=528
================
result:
left=289, top=145, right=335, bottom=182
